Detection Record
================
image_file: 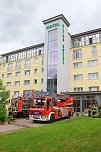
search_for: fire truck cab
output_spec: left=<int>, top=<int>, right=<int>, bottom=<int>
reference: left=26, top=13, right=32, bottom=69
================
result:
left=29, top=94, right=74, bottom=122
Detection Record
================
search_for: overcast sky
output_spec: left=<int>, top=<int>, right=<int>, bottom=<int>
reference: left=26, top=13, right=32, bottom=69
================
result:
left=0, top=0, right=101, bottom=54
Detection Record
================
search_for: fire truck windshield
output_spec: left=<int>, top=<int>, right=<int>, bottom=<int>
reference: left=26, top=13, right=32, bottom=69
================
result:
left=35, top=99, right=46, bottom=106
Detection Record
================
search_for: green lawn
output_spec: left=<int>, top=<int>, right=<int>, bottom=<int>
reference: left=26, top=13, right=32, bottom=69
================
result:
left=0, top=116, right=101, bottom=152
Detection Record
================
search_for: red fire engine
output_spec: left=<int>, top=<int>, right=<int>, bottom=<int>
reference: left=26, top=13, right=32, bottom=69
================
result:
left=29, top=94, right=74, bottom=122
left=12, top=90, right=36, bottom=117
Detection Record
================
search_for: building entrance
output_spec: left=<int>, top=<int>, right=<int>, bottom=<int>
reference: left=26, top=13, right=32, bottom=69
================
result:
left=67, top=92, right=101, bottom=113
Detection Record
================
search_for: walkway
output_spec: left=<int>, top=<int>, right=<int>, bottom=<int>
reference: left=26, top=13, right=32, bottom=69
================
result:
left=0, top=118, right=45, bottom=134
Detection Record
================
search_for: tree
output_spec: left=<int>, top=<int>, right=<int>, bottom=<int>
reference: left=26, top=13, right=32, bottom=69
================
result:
left=0, top=105, right=7, bottom=122
left=0, top=79, right=5, bottom=90
left=0, top=79, right=10, bottom=123
left=0, top=79, right=10, bottom=106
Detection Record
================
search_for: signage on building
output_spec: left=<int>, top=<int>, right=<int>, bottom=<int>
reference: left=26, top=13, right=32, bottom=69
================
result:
left=62, top=24, right=64, bottom=64
left=47, top=23, right=59, bottom=29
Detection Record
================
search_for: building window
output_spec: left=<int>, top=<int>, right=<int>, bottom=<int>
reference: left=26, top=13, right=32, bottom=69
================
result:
left=47, top=29, right=58, bottom=93
left=89, top=38, right=93, bottom=44
left=34, top=79, right=37, bottom=84
left=2, top=65, right=5, bottom=70
left=15, top=81, right=20, bottom=86
left=25, top=70, right=30, bottom=76
left=35, top=57, right=38, bottom=64
left=2, top=74, right=4, bottom=78
left=14, top=91, right=19, bottom=97
left=6, top=82, right=11, bottom=87
left=26, top=50, right=32, bottom=58
left=33, top=50, right=37, bottom=57
left=7, top=63, right=12, bottom=71
left=73, top=49, right=82, bottom=59
left=41, top=78, right=43, bottom=84
left=7, top=73, right=12, bottom=78
left=92, top=46, right=97, bottom=56
left=15, top=71, right=21, bottom=77
left=41, top=48, right=44, bottom=55
left=34, top=69, right=38, bottom=74
left=16, top=61, right=21, bottom=70
left=24, top=80, right=30, bottom=85
left=42, top=56, right=44, bottom=65
left=74, top=87, right=83, bottom=92
left=72, top=33, right=100, bottom=48
left=74, top=74, right=83, bottom=80
left=25, top=60, right=31, bottom=68
left=89, top=86, right=99, bottom=91
left=73, top=62, right=82, bottom=68
left=39, top=50, right=41, bottom=55
left=88, top=72, right=98, bottom=80
left=0, top=47, right=44, bottom=64
left=88, top=59, right=98, bottom=67
left=42, top=68, right=44, bottom=73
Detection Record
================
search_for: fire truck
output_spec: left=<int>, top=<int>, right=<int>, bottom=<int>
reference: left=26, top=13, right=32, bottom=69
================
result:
left=29, top=93, right=74, bottom=122
left=12, top=90, right=41, bottom=117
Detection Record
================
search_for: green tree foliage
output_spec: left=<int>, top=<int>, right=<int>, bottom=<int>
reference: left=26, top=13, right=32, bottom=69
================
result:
left=0, top=79, right=10, bottom=122
left=0, top=79, right=10, bottom=106
left=0, top=105, right=7, bottom=122
left=0, top=79, right=5, bottom=90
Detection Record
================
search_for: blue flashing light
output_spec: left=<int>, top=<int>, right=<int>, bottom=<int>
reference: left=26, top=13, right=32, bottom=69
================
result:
left=46, top=92, right=50, bottom=96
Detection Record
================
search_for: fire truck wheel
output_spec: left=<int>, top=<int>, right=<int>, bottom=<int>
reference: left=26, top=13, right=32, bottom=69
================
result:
left=50, top=114, right=55, bottom=123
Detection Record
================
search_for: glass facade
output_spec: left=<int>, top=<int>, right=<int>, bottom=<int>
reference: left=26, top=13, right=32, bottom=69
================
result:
left=47, top=29, right=58, bottom=92
left=72, top=95, right=100, bottom=112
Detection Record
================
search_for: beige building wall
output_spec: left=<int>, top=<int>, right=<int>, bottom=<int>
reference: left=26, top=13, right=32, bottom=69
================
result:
left=70, top=42, right=101, bottom=92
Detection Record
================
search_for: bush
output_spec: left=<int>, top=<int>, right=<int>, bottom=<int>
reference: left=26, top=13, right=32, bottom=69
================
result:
left=0, top=105, right=7, bottom=122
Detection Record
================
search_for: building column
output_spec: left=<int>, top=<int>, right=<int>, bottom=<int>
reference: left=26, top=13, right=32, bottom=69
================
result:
left=80, top=96, right=82, bottom=112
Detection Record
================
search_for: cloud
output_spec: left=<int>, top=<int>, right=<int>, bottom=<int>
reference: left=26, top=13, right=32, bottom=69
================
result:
left=0, top=0, right=101, bottom=54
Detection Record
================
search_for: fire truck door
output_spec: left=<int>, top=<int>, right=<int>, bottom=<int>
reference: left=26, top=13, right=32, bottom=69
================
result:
left=47, top=99, right=51, bottom=110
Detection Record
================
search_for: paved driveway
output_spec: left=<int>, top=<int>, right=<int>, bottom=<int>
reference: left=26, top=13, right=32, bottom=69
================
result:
left=0, top=118, right=45, bottom=134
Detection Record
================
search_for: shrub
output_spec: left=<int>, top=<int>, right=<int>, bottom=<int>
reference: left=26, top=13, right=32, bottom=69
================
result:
left=0, top=105, right=7, bottom=122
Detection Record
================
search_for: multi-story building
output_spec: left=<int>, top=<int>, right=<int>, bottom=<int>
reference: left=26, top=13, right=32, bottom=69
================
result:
left=70, top=28, right=101, bottom=112
left=0, top=43, right=44, bottom=98
left=0, top=14, right=101, bottom=112
left=71, top=28, right=101, bottom=92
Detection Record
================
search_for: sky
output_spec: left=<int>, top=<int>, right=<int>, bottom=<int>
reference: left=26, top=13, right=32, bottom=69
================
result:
left=0, top=0, right=101, bottom=54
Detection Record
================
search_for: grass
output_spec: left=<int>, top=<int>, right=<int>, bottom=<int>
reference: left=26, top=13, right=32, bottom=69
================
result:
left=0, top=116, right=101, bottom=152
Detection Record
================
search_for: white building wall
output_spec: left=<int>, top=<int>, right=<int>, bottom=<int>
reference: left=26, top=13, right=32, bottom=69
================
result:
left=57, top=20, right=70, bottom=93
left=43, top=16, right=71, bottom=93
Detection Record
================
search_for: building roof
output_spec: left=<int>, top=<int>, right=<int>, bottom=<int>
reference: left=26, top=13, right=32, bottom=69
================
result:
left=43, top=14, right=70, bottom=27
left=1, top=43, right=44, bottom=56
left=71, top=28, right=101, bottom=38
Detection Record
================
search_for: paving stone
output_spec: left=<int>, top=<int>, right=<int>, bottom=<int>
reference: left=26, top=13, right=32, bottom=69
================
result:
left=0, top=118, right=45, bottom=134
